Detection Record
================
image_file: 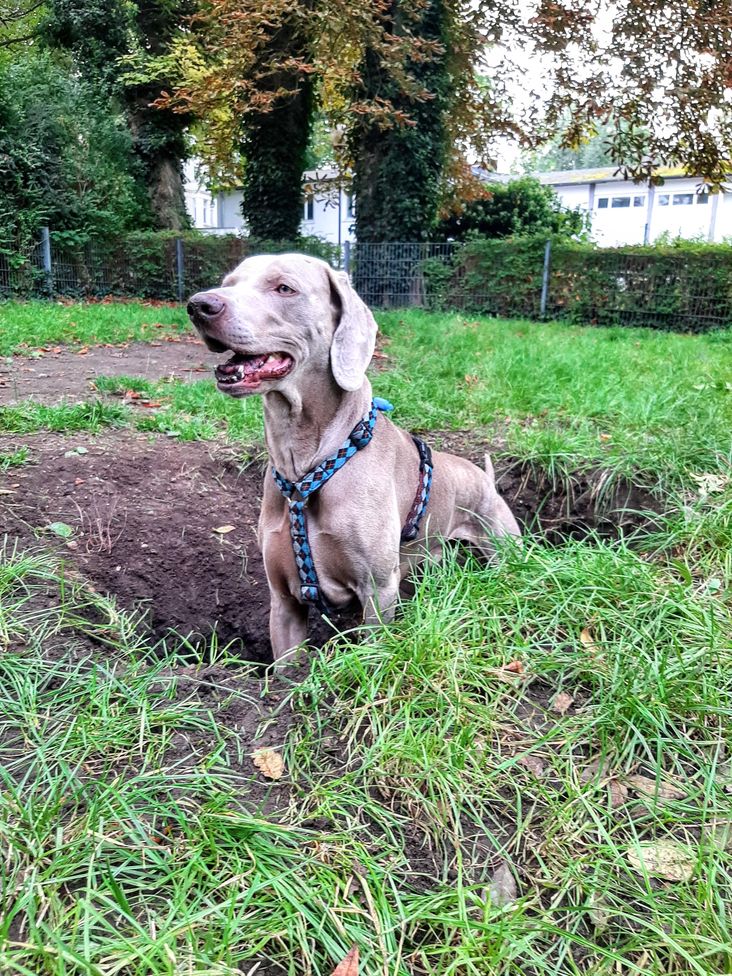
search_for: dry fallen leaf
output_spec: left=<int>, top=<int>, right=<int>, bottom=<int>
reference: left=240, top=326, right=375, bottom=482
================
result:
left=587, top=891, right=611, bottom=931
left=331, top=946, right=359, bottom=976
left=626, top=840, right=696, bottom=882
left=690, top=472, right=729, bottom=497
left=487, top=861, right=518, bottom=907
left=517, top=753, right=545, bottom=778
left=626, top=774, right=685, bottom=802
left=552, top=691, right=574, bottom=715
left=608, top=779, right=629, bottom=808
left=503, top=660, right=524, bottom=674
left=213, top=525, right=236, bottom=535
left=251, top=748, right=285, bottom=780
left=579, top=627, right=598, bottom=653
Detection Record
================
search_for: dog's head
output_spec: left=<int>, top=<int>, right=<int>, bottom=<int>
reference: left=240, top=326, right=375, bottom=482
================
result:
left=187, top=253, right=377, bottom=398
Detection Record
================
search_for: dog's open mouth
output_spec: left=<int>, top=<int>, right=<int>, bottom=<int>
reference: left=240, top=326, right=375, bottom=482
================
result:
left=214, top=351, right=294, bottom=394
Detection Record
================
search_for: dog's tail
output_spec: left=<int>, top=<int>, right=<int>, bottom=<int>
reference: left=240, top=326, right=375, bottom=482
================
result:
left=484, top=453, right=496, bottom=489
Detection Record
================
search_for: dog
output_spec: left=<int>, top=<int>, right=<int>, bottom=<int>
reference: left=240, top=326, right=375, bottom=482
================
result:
left=187, top=253, right=520, bottom=660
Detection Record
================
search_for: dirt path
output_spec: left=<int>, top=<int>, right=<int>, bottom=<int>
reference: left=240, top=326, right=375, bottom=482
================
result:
left=0, top=337, right=214, bottom=404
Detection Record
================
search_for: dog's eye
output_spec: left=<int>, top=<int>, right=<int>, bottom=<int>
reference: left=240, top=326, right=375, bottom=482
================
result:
left=275, top=283, right=296, bottom=295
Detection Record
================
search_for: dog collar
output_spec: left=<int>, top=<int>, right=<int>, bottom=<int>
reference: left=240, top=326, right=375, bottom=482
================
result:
left=271, top=399, right=433, bottom=616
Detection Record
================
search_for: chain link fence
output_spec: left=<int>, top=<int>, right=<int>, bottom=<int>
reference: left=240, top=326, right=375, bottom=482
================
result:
left=2, top=229, right=731, bottom=332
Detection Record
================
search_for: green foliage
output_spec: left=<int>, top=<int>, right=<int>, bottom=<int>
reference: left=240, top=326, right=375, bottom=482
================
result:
left=0, top=52, right=151, bottom=248
left=0, top=230, right=342, bottom=301
left=425, top=237, right=732, bottom=333
left=527, top=120, right=617, bottom=172
left=435, top=177, right=587, bottom=241
left=44, top=0, right=190, bottom=229
left=351, top=0, right=450, bottom=244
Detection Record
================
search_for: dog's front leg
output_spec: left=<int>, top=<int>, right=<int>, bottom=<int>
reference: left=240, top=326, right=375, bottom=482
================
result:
left=269, top=590, right=309, bottom=663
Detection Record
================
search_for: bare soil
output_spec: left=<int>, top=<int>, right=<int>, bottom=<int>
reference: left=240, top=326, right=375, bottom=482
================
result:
left=0, top=428, right=661, bottom=663
left=0, top=337, right=210, bottom=404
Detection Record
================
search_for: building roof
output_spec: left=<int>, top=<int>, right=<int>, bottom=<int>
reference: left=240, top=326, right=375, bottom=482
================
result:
left=536, top=166, right=691, bottom=186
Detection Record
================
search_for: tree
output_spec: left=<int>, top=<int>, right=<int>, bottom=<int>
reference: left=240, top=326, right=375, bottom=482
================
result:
left=527, top=121, right=617, bottom=173
left=435, top=177, right=586, bottom=240
left=45, top=0, right=191, bottom=229
left=161, top=0, right=732, bottom=244
left=0, top=51, right=150, bottom=244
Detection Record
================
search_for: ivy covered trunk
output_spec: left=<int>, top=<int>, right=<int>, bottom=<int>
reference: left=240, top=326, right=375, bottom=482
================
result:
left=126, top=89, right=189, bottom=231
left=240, top=15, right=314, bottom=241
left=351, top=0, right=449, bottom=245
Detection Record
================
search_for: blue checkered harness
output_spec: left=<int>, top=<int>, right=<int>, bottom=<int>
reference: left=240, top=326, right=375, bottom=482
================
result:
left=271, top=399, right=433, bottom=616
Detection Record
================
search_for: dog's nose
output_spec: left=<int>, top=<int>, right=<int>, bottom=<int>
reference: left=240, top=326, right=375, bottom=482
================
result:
left=187, top=293, right=225, bottom=320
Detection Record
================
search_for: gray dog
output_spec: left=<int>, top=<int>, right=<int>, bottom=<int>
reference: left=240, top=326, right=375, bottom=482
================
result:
left=188, top=253, right=520, bottom=660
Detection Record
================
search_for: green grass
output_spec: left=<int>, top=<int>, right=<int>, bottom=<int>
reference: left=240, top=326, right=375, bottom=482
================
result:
left=93, top=375, right=264, bottom=444
left=0, top=447, right=29, bottom=470
left=4, top=307, right=732, bottom=492
left=0, top=401, right=129, bottom=435
left=2, top=307, right=732, bottom=974
left=1, top=493, right=730, bottom=974
left=0, top=300, right=188, bottom=354
left=376, top=312, right=732, bottom=490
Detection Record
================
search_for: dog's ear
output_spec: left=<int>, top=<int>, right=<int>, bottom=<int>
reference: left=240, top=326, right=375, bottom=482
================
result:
left=327, top=268, right=378, bottom=392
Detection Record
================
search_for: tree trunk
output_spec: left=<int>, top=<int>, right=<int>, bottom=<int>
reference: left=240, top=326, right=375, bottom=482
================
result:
left=237, top=8, right=314, bottom=243
left=351, top=0, right=449, bottom=245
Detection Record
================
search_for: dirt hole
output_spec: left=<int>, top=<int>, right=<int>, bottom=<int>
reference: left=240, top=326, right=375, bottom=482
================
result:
left=0, top=431, right=663, bottom=663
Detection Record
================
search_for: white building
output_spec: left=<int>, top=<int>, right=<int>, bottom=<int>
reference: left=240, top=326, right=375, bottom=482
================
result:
left=184, top=162, right=355, bottom=243
left=184, top=159, right=731, bottom=245
left=540, top=167, right=731, bottom=245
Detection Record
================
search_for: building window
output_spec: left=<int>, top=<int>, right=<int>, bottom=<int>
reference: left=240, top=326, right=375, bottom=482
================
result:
left=697, top=192, right=709, bottom=204
left=672, top=193, right=693, bottom=206
left=346, top=193, right=355, bottom=217
left=658, top=194, right=670, bottom=206
left=597, top=197, right=608, bottom=209
left=202, top=200, right=209, bottom=225
left=611, top=196, right=631, bottom=208
left=304, top=194, right=314, bottom=221
left=633, top=196, right=644, bottom=207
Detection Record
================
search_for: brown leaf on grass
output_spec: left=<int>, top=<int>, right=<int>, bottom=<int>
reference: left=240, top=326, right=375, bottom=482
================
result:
left=331, top=945, right=359, bottom=976
left=551, top=692, right=574, bottom=715
left=587, top=891, right=611, bottom=931
left=464, top=374, right=479, bottom=386
left=503, top=660, right=524, bottom=674
left=608, top=779, right=629, bottom=808
left=77, top=346, right=89, bottom=355
left=626, top=774, right=685, bottom=802
left=517, top=753, right=545, bottom=778
left=579, top=627, right=598, bottom=653
left=487, top=861, right=518, bottom=907
left=251, top=748, right=284, bottom=780
left=626, top=840, right=695, bottom=882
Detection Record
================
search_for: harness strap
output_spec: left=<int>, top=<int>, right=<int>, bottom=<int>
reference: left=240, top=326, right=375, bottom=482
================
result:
left=400, top=436, right=433, bottom=542
left=271, top=400, right=433, bottom=616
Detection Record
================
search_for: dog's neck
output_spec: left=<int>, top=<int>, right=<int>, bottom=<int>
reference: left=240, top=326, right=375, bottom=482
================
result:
left=262, top=373, right=373, bottom=483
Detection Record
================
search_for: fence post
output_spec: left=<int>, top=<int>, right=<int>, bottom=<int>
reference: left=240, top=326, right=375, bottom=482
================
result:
left=40, top=226, right=53, bottom=297
left=175, top=237, right=185, bottom=302
left=343, top=240, right=351, bottom=275
left=540, top=239, right=552, bottom=319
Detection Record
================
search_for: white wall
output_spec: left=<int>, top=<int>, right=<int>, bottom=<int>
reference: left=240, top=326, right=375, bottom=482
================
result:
left=552, top=177, right=727, bottom=246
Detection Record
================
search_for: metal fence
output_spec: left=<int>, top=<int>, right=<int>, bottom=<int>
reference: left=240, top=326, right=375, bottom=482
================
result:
left=2, top=229, right=731, bottom=332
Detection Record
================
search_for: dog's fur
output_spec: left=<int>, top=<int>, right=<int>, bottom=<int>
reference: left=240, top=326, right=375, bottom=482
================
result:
left=188, top=253, right=520, bottom=660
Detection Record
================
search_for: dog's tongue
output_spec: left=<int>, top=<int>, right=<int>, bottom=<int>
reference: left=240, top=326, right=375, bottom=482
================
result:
left=215, top=352, right=292, bottom=385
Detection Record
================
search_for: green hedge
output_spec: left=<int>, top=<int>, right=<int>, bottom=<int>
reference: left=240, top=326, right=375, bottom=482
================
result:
left=0, top=231, right=342, bottom=301
left=423, top=237, right=732, bottom=333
